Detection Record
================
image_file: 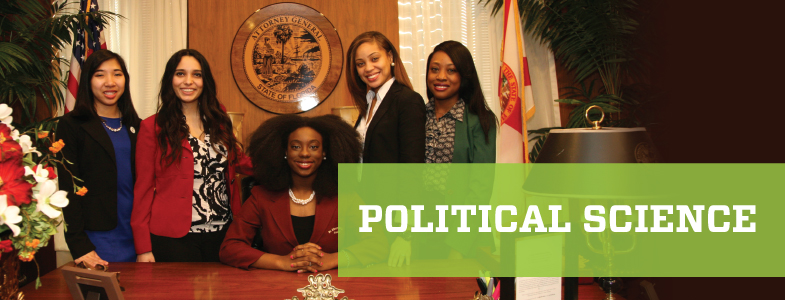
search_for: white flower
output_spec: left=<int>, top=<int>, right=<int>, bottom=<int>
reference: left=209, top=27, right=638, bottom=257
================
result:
left=0, top=104, right=12, bottom=125
left=0, top=195, right=22, bottom=236
left=25, top=165, right=49, bottom=183
left=34, top=180, right=69, bottom=218
left=17, top=134, right=40, bottom=157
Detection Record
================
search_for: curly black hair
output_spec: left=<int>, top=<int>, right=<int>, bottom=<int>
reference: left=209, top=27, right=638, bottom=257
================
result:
left=247, top=114, right=361, bottom=198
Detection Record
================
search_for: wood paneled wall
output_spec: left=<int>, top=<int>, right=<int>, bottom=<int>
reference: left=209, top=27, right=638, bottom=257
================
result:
left=188, top=0, right=399, bottom=144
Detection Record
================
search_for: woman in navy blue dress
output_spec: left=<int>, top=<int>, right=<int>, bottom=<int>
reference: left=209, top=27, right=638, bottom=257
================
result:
left=57, top=49, right=141, bottom=268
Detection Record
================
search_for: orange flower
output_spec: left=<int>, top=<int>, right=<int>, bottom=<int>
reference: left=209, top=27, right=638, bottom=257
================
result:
left=19, top=251, right=35, bottom=262
left=37, top=131, right=49, bottom=139
left=49, top=139, right=64, bottom=154
left=25, top=239, right=40, bottom=249
left=76, top=186, right=88, bottom=196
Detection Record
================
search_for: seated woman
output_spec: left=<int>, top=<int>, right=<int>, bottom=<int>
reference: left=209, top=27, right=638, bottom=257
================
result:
left=220, top=114, right=386, bottom=272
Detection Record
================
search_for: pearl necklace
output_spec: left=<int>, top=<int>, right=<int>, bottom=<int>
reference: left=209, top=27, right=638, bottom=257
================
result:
left=101, top=119, right=122, bottom=132
left=288, top=188, right=315, bottom=205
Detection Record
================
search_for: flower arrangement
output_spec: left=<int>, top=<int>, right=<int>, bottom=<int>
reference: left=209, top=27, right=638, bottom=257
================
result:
left=0, top=104, right=79, bottom=288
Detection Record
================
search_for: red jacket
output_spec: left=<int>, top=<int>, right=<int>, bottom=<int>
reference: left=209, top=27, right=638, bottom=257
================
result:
left=131, top=114, right=252, bottom=254
left=219, top=187, right=339, bottom=269
left=220, top=187, right=389, bottom=269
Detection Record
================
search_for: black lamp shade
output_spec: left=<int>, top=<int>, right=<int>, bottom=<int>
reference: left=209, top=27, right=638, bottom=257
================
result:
left=535, top=128, right=659, bottom=163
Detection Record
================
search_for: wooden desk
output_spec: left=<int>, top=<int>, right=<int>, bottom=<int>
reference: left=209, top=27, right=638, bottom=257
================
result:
left=21, top=262, right=480, bottom=299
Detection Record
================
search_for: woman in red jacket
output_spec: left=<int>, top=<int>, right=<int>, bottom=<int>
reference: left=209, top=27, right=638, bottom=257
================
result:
left=220, top=114, right=387, bottom=271
left=131, top=49, right=252, bottom=262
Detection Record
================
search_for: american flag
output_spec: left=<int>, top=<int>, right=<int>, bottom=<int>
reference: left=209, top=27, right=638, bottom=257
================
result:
left=65, top=0, right=107, bottom=113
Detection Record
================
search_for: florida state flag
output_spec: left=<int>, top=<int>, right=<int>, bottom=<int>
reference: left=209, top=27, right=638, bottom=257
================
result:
left=498, top=0, right=535, bottom=163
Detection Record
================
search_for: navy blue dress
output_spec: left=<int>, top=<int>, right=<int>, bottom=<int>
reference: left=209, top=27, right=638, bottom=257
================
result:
left=84, top=117, right=135, bottom=262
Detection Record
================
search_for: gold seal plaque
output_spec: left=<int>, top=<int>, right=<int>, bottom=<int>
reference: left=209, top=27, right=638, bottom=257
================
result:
left=231, top=3, right=342, bottom=114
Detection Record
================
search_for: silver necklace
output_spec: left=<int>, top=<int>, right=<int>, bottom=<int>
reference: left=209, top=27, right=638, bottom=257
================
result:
left=288, top=188, right=315, bottom=205
left=101, top=119, right=122, bottom=132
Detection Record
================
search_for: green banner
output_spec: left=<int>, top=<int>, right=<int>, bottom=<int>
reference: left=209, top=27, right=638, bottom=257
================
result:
left=337, top=164, right=784, bottom=277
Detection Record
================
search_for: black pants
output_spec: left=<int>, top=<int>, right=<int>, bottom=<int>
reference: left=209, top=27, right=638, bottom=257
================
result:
left=150, top=226, right=228, bottom=262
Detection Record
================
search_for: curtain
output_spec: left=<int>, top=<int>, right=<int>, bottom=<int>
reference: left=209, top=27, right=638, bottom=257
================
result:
left=100, top=0, right=188, bottom=119
left=57, top=0, right=188, bottom=119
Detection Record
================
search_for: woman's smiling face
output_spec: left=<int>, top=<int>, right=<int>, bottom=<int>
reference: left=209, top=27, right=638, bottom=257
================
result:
left=171, top=56, right=203, bottom=104
left=354, top=41, right=393, bottom=92
left=91, top=58, right=125, bottom=110
left=287, top=126, right=324, bottom=179
left=427, top=51, right=461, bottom=102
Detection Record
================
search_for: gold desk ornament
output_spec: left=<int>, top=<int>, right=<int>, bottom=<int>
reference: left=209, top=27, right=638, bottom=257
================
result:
left=584, top=215, right=636, bottom=300
left=285, top=273, right=352, bottom=300
left=585, top=105, right=605, bottom=130
left=472, top=291, right=493, bottom=300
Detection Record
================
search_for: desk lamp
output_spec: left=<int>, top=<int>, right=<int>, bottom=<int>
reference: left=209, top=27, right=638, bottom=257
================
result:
left=524, top=106, right=659, bottom=300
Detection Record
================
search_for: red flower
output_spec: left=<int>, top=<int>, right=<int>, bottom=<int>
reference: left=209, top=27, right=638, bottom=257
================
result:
left=46, top=166, right=57, bottom=179
left=0, top=240, right=12, bottom=253
left=0, top=124, right=22, bottom=163
left=35, top=165, right=57, bottom=179
left=0, top=159, right=32, bottom=206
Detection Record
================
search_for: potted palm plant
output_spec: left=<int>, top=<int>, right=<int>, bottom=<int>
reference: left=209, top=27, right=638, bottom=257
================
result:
left=0, top=0, right=115, bottom=294
left=483, top=0, right=654, bottom=161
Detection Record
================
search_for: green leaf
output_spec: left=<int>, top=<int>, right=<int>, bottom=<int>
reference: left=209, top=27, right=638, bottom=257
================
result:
left=555, top=99, right=585, bottom=105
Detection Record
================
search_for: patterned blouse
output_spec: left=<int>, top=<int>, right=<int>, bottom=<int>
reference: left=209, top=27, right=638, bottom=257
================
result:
left=188, top=134, right=230, bottom=233
left=425, top=99, right=465, bottom=163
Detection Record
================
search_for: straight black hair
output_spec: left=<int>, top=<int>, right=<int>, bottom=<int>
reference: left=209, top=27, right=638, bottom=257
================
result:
left=426, top=41, right=498, bottom=142
left=71, top=49, right=139, bottom=126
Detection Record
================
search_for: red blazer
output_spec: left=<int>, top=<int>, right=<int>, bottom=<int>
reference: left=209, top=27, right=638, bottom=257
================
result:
left=219, top=187, right=339, bottom=269
left=131, top=114, right=252, bottom=254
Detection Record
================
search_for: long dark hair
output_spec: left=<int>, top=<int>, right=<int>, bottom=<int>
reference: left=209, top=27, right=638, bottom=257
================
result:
left=345, top=31, right=413, bottom=121
left=427, top=41, right=498, bottom=142
left=71, top=49, right=139, bottom=126
left=156, top=49, right=238, bottom=166
left=247, top=114, right=361, bottom=198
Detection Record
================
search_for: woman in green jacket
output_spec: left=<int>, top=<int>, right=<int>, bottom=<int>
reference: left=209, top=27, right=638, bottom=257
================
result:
left=387, top=41, right=498, bottom=267
left=424, top=40, right=497, bottom=163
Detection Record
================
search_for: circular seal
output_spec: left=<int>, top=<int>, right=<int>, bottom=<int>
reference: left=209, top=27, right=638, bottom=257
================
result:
left=634, top=142, right=657, bottom=163
left=231, top=3, right=342, bottom=114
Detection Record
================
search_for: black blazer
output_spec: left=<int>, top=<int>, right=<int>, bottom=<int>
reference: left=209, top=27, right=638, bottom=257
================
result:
left=56, top=113, right=140, bottom=260
left=354, top=81, right=426, bottom=163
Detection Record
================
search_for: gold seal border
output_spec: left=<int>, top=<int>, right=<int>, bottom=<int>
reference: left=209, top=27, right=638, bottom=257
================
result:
left=231, top=3, right=343, bottom=114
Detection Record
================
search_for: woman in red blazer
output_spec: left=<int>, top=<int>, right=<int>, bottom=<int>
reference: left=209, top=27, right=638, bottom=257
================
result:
left=131, top=49, right=252, bottom=262
left=220, top=115, right=387, bottom=271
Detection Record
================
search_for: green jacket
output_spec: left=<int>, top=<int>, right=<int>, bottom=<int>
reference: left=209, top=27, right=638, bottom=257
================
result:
left=443, top=109, right=496, bottom=257
left=452, top=109, right=496, bottom=163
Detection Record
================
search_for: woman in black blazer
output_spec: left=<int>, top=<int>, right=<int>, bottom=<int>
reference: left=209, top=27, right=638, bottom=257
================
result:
left=345, top=31, right=425, bottom=163
left=56, top=50, right=141, bottom=268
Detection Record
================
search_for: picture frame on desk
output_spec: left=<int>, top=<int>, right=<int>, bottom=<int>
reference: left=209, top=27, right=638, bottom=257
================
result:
left=61, top=265, right=124, bottom=300
left=499, top=223, right=572, bottom=300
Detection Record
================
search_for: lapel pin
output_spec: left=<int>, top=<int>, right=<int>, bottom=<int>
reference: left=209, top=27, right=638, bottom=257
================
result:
left=130, top=127, right=136, bottom=134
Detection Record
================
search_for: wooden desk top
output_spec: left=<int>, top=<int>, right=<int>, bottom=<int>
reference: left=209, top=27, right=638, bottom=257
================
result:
left=21, top=262, right=480, bottom=299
